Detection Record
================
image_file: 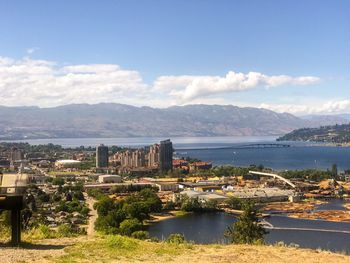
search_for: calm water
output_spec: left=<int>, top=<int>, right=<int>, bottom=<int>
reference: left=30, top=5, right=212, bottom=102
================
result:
left=148, top=211, right=350, bottom=253
left=4, top=136, right=350, bottom=171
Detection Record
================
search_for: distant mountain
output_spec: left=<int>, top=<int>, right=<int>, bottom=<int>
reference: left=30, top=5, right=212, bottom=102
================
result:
left=300, top=114, right=349, bottom=125
left=336, top=114, right=350, bottom=121
left=0, top=103, right=348, bottom=139
left=277, top=123, right=350, bottom=143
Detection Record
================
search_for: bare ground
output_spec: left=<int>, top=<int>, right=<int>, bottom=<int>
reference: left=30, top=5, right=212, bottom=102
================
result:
left=1, top=236, right=350, bottom=263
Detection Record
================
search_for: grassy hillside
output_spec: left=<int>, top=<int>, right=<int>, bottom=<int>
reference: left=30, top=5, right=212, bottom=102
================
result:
left=1, top=235, right=349, bottom=263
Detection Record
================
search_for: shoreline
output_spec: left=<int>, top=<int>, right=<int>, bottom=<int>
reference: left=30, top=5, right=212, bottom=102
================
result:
left=148, top=200, right=350, bottom=224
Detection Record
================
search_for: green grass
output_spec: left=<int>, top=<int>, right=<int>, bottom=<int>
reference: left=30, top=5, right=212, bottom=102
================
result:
left=56, top=235, right=194, bottom=263
left=173, top=210, right=192, bottom=217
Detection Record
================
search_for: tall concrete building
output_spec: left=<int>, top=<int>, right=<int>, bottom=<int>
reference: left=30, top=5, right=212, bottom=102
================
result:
left=120, top=150, right=132, bottom=167
left=132, top=150, right=145, bottom=167
left=159, top=139, right=173, bottom=173
left=10, top=147, right=24, bottom=161
left=147, top=144, right=160, bottom=167
left=96, top=144, right=109, bottom=168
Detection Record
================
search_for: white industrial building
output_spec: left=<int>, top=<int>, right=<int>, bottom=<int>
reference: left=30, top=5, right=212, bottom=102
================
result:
left=98, top=174, right=122, bottom=184
left=55, top=160, right=81, bottom=169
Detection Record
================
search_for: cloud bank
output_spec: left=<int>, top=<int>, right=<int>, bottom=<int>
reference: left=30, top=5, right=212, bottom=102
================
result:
left=154, top=72, right=319, bottom=102
left=0, top=55, right=331, bottom=115
left=260, top=100, right=350, bottom=115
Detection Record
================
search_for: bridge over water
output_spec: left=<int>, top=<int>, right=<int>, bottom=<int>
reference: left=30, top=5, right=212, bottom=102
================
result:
left=175, top=143, right=291, bottom=151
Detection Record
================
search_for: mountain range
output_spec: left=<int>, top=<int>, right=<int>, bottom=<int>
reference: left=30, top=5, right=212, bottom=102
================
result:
left=0, top=103, right=349, bottom=139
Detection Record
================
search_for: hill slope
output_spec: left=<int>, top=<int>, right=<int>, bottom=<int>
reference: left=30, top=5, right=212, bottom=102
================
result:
left=277, top=123, right=350, bottom=143
left=1, top=235, right=349, bottom=263
left=0, top=103, right=348, bottom=139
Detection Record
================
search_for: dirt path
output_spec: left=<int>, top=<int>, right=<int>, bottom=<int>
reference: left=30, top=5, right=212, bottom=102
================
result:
left=0, top=237, right=79, bottom=263
left=85, top=194, right=97, bottom=236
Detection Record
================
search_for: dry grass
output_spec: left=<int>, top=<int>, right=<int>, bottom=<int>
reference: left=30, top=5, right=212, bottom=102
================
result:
left=1, top=235, right=349, bottom=263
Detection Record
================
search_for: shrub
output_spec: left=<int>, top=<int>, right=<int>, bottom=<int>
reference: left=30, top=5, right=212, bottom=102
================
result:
left=131, top=230, right=150, bottom=240
left=166, top=233, right=186, bottom=244
left=163, top=200, right=175, bottom=210
left=106, top=235, right=138, bottom=250
left=26, top=224, right=57, bottom=239
left=57, top=224, right=75, bottom=237
left=119, top=219, right=142, bottom=236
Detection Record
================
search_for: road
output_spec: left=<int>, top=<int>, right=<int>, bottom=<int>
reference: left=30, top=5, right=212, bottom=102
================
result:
left=84, top=194, right=97, bottom=236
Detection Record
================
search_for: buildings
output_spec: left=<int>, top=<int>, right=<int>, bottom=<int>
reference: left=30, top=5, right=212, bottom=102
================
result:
left=10, top=147, right=24, bottom=161
left=96, top=144, right=109, bottom=168
left=189, top=161, right=212, bottom=171
left=159, top=139, right=173, bottom=173
left=147, top=144, right=159, bottom=168
left=98, top=140, right=173, bottom=172
left=114, top=150, right=145, bottom=168
left=98, top=174, right=122, bottom=184
left=55, top=159, right=82, bottom=169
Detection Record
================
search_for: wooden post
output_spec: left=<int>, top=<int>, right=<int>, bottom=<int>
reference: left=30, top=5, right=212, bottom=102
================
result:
left=11, top=209, right=21, bottom=246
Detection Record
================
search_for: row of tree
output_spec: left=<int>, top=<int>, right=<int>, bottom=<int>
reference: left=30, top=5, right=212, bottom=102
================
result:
left=93, top=188, right=162, bottom=236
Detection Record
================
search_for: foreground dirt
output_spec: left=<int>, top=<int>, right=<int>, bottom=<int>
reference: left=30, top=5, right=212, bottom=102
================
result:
left=1, top=236, right=349, bottom=263
left=0, top=237, right=82, bottom=263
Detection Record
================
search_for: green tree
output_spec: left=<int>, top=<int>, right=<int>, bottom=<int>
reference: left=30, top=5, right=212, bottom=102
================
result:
left=52, top=177, right=65, bottom=186
left=331, top=164, right=338, bottom=178
left=180, top=195, right=202, bottom=212
left=119, top=219, right=142, bottom=236
left=225, top=202, right=267, bottom=244
left=226, top=197, right=242, bottom=210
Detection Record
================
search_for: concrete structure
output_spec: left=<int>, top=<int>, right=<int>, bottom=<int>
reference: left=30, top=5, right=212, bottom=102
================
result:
left=96, top=144, right=109, bottom=168
left=132, top=150, right=145, bottom=167
left=98, top=174, right=122, bottom=184
left=223, top=187, right=295, bottom=202
left=147, top=144, right=159, bottom=167
left=178, top=181, right=226, bottom=191
left=159, top=139, right=173, bottom=173
left=249, top=171, right=296, bottom=188
left=114, top=150, right=146, bottom=168
left=55, top=160, right=81, bottom=169
left=10, top=147, right=24, bottom=161
left=84, top=182, right=152, bottom=190
left=155, top=182, right=179, bottom=192
left=179, top=190, right=228, bottom=203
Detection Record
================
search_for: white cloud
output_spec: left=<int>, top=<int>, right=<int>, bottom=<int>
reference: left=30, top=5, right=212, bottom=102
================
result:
left=0, top=55, right=323, bottom=111
left=0, top=56, right=148, bottom=107
left=153, top=71, right=320, bottom=102
left=260, top=100, right=350, bottom=115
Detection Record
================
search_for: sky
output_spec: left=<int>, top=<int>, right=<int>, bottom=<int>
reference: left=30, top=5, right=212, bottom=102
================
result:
left=0, top=0, right=349, bottom=115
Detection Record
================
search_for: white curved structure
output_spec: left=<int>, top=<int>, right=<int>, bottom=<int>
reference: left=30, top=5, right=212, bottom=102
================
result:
left=55, top=159, right=81, bottom=169
left=249, top=171, right=296, bottom=188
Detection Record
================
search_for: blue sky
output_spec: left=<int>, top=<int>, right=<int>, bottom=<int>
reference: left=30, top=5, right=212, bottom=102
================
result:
left=0, top=0, right=349, bottom=115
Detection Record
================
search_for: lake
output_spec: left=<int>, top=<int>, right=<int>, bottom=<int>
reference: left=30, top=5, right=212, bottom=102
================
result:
left=147, top=211, right=350, bottom=253
left=4, top=136, right=350, bottom=171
